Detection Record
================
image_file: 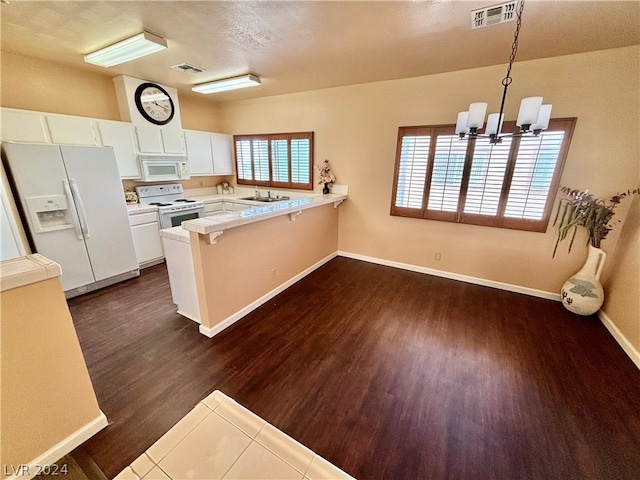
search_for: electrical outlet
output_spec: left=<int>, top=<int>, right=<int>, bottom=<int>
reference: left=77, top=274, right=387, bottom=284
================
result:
left=270, top=268, right=277, bottom=279
left=435, top=253, right=441, bottom=261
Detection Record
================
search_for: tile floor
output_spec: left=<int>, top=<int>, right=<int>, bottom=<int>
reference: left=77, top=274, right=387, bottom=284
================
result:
left=114, top=391, right=355, bottom=480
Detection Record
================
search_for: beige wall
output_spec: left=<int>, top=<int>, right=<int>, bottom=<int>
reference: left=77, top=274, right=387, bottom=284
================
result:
left=601, top=195, right=640, bottom=350
left=192, top=204, right=339, bottom=330
left=1, top=51, right=222, bottom=131
left=1, top=51, right=121, bottom=120
left=1, top=277, right=103, bottom=469
left=218, top=45, right=639, bottom=348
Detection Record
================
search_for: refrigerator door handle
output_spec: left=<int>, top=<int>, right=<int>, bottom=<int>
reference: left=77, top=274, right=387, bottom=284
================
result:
left=69, top=179, right=90, bottom=238
left=62, top=179, right=84, bottom=240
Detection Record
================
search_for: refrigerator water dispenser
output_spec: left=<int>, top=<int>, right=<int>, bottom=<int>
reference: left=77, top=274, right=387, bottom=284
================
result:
left=25, top=195, right=74, bottom=233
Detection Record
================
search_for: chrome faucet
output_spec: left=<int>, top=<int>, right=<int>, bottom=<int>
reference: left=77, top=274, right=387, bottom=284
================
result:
left=254, top=186, right=260, bottom=198
left=267, top=190, right=271, bottom=199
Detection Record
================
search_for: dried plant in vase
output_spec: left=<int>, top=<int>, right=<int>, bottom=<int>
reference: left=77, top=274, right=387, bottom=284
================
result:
left=552, top=186, right=638, bottom=258
left=553, top=186, right=638, bottom=315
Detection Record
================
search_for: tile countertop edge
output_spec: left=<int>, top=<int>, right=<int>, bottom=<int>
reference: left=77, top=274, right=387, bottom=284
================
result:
left=182, top=193, right=347, bottom=236
left=0, top=254, right=62, bottom=292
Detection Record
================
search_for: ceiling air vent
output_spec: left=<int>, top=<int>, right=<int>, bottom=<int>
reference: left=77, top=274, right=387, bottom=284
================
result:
left=171, top=63, right=205, bottom=74
left=471, top=1, right=517, bottom=29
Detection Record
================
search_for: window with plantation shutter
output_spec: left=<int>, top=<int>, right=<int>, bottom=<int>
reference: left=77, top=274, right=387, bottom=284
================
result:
left=464, top=136, right=512, bottom=216
left=234, top=132, right=313, bottom=190
left=394, top=131, right=430, bottom=209
left=390, top=118, right=576, bottom=232
left=504, top=131, right=565, bottom=220
left=428, top=134, right=467, bottom=213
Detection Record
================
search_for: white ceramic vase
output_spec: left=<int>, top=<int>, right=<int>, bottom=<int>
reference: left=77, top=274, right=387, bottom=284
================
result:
left=560, top=245, right=606, bottom=316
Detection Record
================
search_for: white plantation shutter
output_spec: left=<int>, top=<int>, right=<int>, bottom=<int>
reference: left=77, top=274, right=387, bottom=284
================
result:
left=235, top=139, right=254, bottom=181
left=395, top=134, right=430, bottom=209
left=253, top=140, right=270, bottom=182
left=427, top=135, right=467, bottom=212
left=464, top=136, right=512, bottom=216
left=291, top=137, right=311, bottom=185
left=391, top=118, right=575, bottom=232
left=504, top=131, right=564, bottom=220
left=271, top=139, right=288, bottom=183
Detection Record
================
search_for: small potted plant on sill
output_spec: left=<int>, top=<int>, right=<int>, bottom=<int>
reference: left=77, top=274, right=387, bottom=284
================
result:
left=316, top=159, right=336, bottom=194
left=553, top=186, right=638, bottom=315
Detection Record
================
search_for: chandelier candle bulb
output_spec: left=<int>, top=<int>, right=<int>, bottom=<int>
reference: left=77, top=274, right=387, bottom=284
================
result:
left=455, top=112, right=470, bottom=136
left=532, top=104, right=553, bottom=132
left=485, top=113, right=504, bottom=136
left=466, top=102, right=488, bottom=131
left=516, top=96, right=543, bottom=130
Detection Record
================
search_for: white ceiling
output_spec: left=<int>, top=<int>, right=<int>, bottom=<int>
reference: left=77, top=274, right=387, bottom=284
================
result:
left=1, top=1, right=639, bottom=103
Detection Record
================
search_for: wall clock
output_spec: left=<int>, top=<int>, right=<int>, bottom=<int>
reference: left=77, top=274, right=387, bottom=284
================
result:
left=134, top=82, right=175, bottom=125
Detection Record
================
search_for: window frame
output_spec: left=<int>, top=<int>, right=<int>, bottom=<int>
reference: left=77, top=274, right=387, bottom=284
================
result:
left=234, top=132, right=314, bottom=190
left=390, top=118, right=577, bottom=232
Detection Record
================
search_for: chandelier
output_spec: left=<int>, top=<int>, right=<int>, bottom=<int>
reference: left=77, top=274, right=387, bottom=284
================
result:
left=455, top=0, right=552, bottom=144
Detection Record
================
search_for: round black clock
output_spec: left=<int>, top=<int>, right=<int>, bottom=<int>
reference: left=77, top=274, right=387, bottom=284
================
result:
left=134, top=82, right=175, bottom=125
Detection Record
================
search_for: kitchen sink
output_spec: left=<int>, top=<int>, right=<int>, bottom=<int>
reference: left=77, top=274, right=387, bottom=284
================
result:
left=240, top=196, right=290, bottom=203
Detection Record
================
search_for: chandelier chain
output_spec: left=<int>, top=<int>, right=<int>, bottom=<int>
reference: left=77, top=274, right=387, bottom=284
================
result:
left=502, top=0, right=525, bottom=87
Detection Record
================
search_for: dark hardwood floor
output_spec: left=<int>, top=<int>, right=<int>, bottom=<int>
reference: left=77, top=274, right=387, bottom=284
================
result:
left=68, top=257, right=640, bottom=479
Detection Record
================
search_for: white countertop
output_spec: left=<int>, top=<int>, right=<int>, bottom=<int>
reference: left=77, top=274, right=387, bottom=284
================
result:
left=0, top=254, right=62, bottom=292
left=178, top=193, right=347, bottom=237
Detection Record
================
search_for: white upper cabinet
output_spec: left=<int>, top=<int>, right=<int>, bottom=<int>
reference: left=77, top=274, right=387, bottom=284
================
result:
left=135, top=126, right=185, bottom=155
left=96, top=120, right=140, bottom=179
left=135, top=126, right=163, bottom=153
left=161, top=128, right=186, bottom=154
left=1, top=109, right=50, bottom=143
left=185, top=130, right=214, bottom=175
left=185, top=129, right=233, bottom=176
left=45, top=115, right=97, bottom=145
left=211, top=133, right=234, bottom=175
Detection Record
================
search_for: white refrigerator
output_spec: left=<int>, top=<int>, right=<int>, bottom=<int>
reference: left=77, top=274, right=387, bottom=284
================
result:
left=2, top=143, right=139, bottom=296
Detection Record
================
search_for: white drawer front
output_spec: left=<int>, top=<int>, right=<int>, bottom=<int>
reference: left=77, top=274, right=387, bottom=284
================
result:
left=128, top=211, right=158, bottom=226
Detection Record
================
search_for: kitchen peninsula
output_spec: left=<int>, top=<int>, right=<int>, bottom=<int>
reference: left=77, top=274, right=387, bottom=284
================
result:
left=160, top=188, right=347, bottom=337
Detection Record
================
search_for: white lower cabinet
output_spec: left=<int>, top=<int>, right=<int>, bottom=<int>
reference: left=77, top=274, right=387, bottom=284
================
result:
left=128, top=211, right=164, bottom=266
left=161, top=233, right=200, bottom=323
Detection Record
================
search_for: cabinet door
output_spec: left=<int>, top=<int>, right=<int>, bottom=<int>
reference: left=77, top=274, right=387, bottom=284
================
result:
left=45, top=115, right=97, bottom=145
left=1, top=109, right=50, bottom=143
left=205, top=201, right=223, bottom=215
left=185, top=130, right=214, bottom=175
left=211, top=133, right=234, bottom=174
left=135, top=126, right=164, bottom=153
left=97, top=121, right=140, bottom=179
left=161, top=129, right=186, bottom=154
left=129, top=218, right=164, bottom=265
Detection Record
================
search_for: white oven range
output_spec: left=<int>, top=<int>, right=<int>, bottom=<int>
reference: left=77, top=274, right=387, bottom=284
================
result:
left=136, top=184, right=205, bottom=229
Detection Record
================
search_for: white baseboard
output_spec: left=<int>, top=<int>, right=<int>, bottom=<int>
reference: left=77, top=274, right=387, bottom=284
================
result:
left=199, top=252, right=338, bottom=338
left=9, top=411, right=108, bottom=479
left=337, top=251, right=561, bottom=301
left=598, top=310, right=640, bottom=370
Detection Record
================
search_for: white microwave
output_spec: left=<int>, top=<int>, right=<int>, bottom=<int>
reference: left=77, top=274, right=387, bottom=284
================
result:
left=138, top=155, right=190, bottom=182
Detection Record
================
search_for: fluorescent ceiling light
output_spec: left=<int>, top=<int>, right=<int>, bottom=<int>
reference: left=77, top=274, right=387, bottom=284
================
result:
left=84, top=31, right=167, bottom=68
left=192, top=74, right=261, bottom=94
